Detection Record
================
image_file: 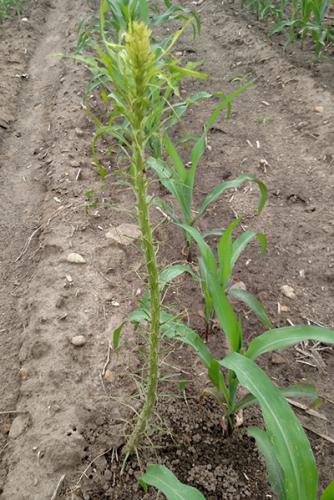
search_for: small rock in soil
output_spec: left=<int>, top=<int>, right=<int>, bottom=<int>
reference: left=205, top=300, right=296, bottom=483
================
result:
left=70, top=160, right=81, bottom=168
left=71, top=335, right=86, bottom=347
left=67, top=252, right=86, bottom=264
left=105, top=223, right=141, bottom=246
left=75, top=127, right=84, bottom=137
left=280, top=284, right=296, bottom=299
left=271, top=352, right=286, bottom=365
left=9, top=414, right=30, bottom=439
left=104, top=369, right=113, bottom=383
left=19, top=367, right=30, bottom=380
left=192, top=433, right=202, bottom=444
left=314, top=105, right=324, bottom=113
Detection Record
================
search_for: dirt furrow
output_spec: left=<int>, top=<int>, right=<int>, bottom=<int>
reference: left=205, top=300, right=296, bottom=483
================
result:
left=1, top=1, right=140, bottom=497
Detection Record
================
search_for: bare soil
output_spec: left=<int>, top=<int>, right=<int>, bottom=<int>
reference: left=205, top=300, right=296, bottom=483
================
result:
left=0, top=0, right=333, bottom=499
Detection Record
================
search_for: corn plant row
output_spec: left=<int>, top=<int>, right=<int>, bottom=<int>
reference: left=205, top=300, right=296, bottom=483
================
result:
left=240, top=0, right=334, bottom=55
left=76, top=1, right=334, bottom=498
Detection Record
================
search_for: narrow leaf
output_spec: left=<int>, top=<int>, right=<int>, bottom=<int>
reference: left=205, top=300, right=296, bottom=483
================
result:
left=113, top=322, right=126, bottom=352
left=218, top=219, right=240, bottom=288
left=232, top=231, right=267, bottom=268
left=246, top=325, right=334, bottom=360
left=221, top=353, right=318, bottom=500
left=229, top=287, right=272, bottom=329
left=235, top=383, right=319, bottom=411
left=248, top=427, right=286, bottom=500
left=164, top=134, right=187, bottom=181
left=197, top=174, right=267, bottom=221
left=139, top=464, right=205, bottom=500
left=159, top=264, right=196, bottom=290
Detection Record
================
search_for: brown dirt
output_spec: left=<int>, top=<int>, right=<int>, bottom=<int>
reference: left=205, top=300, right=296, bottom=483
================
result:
left=0, top=0, right=334, bottom=499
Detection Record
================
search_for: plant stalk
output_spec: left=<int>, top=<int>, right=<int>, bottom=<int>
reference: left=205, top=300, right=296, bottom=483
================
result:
left=125, top=143, right=161, bottom=454
left=124, top=24, right=161, bottom=452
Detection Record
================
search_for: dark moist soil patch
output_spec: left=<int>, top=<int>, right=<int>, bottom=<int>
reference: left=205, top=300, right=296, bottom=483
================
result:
left=76, top=396, right=270, bottom=499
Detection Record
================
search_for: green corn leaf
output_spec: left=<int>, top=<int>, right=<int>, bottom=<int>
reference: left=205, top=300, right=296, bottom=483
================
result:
left=164, top=134, right=187, bottom=181
left=138, top=0, right=149, bottom=23
left=229, top=287, right=272, bottom=329
left=232, top=231, right=267, bottom=268
left=161, top=313, right=229, bottom=402
left=196, top=174, right=268, bottom=222
left=139, top=464, right=205, bottom=499
left=235, top=383, right=319, bottom=411
left=186, top=133, right=206, bottom=205
left=246, top=325, right=334, bottom=360
left=148, top=158, right=185, bottom=212
left=159, top=263, right=196, bottom=290
left=248, top=428, right=286, bottom=500
left=321, top=480, right=334, bottom=500
left=168, top=64, right=208, bottom=79
left=221, top=352, right=318, bottom=500
left=178, top=224, right=217, bottom=275
left=208, top=271, right=242, bottom=352
left=218, top=219, right=240, bottom=288
left=185, top=91, right=212, bottom=104
left=161, top=312, right=214, bottom=368
left=178, top=224, right=241, bottom=351
left=202, top=228, right=226, bottom=238
left=208, top=359, right=229, bottom=401
left=190, top=133, right=206, bottom=171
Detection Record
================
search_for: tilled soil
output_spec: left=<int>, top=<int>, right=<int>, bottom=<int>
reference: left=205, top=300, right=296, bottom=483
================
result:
left=0, top=0, right=333, bottom=499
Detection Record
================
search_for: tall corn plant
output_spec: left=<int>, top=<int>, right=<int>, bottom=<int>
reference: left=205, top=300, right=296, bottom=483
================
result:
left=76, top=0, right=209, bottom=453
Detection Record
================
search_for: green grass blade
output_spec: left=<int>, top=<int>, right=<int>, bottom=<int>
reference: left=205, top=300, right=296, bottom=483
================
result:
left=139, top=464, right=205, bottom=499
left=221, top=352, right=318, bottom=500
left=248, top=428, right=286, bottom=500
left=229, top=287, right=272, bottom=329
left=246, top=325, right=334, bottom=360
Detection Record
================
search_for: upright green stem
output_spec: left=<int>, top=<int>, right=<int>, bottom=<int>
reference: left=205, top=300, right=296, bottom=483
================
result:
left=125, top=143, right=161, bottom=454
left=124, top=23, right=161, bottom=454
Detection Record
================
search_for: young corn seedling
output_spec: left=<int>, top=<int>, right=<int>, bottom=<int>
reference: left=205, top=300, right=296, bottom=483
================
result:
left=157, top=223, right=334, bottom=499
left=148, top=110, right=267, bottom=262
left=128, top=260, right=334, bottom=499
left=194, top=218, right=268, bottom=338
